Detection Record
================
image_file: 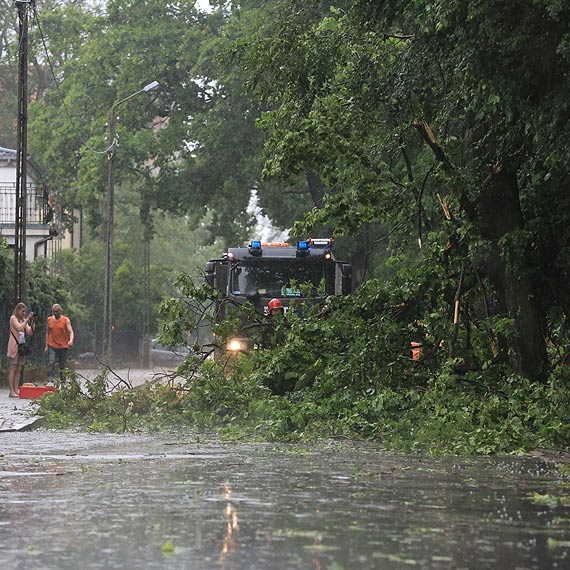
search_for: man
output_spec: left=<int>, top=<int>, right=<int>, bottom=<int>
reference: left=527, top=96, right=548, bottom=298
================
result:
left=45, top=304, right=74, bottom=385
left=260, top=298, right=286, bottom=349
left=267, top=298, right=284, bottom=318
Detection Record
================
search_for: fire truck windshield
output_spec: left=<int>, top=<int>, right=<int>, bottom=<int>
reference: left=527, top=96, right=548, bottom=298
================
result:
left=230, top=261, right=328, bottom=298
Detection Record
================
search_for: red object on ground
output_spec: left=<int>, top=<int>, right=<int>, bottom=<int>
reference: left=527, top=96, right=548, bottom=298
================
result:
left=19, top=385, right=56, bottom=399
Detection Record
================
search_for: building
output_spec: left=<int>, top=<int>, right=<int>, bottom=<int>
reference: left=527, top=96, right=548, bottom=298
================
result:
left=0, top=146, right=80, bottom=264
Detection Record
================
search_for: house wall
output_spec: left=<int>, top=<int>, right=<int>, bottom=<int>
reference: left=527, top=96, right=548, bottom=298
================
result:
left=0, top=147, right=80, bottom=262
left=0, top=163, right=16, bottom=184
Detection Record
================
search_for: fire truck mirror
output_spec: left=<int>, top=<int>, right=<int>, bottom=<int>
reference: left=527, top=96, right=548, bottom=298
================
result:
left=214, top=263, right=228, bottom=292
left=205, top=262, right=215, bottom=287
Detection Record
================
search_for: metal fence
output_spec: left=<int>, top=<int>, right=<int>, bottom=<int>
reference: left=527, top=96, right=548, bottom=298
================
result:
left=0, top=183, right=51, bottom=224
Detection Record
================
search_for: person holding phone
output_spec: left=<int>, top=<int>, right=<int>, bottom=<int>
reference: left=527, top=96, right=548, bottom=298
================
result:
left=45, top=304, right=74, bottom=386
left=7, top=302, right=35, bottom=397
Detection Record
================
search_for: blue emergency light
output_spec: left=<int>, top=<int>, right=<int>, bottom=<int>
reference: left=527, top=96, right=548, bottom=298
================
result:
left=249, top=240, right=263, bottom=256
left=296, top=240, right=309, bottom=257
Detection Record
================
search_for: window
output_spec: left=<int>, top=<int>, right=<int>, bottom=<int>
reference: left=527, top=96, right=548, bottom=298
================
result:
left=230, top=260, right=328, bottom=297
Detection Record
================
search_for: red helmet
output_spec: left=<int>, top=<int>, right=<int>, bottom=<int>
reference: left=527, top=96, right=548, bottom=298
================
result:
left=268, top=298, right=284, bottom=311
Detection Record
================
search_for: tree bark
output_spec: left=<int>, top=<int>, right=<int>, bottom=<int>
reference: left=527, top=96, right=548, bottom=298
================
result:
left=350, top=222, right=370, bottom=286
left=304, top=164, right=325, bottom=208
left=477, top=167, right=547, bottom=381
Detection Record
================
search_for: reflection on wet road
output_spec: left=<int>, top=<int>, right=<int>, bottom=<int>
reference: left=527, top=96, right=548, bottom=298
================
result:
left=0, top=431, right=569, bottom=569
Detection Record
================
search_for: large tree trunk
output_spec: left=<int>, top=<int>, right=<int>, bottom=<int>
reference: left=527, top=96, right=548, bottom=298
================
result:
left=414, top=121, right=547, bottom=379
left=304, top=164, right=325, bottom=208
left=478, top=167, right=547, bottom=380
left=349, top=223, right=370, bottom=286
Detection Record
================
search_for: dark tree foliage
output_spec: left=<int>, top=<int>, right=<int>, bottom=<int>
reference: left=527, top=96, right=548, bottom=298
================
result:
left=353, top=0, right=570, bottom=380
left=221, top=0, right=570, bottom=381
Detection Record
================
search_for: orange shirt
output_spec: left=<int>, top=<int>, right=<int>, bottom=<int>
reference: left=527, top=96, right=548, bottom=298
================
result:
left=47, top=315, right=71, bottom=349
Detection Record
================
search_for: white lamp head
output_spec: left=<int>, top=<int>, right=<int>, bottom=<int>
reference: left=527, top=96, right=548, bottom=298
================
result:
left=143, top=81, right=159, bottom=92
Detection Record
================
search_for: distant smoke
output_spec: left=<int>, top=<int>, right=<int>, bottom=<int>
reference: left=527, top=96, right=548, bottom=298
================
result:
left=247, top=190, right=289, bottom=243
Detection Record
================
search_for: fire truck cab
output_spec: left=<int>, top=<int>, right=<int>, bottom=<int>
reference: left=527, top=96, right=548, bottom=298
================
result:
left=205, top=238, right=352, bottom=352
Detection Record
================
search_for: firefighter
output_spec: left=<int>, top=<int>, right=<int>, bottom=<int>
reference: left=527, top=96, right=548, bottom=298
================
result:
left=268, top=298, right=284, bottom=318
left=259, top=298, right=285, bottom=350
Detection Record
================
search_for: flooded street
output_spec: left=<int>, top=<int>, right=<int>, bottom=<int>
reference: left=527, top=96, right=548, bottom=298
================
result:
left=0, top=431, right=569, bottom=569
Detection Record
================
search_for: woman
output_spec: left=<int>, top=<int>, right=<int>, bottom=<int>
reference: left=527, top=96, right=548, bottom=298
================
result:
left=7, top=302, right=34, bottom=397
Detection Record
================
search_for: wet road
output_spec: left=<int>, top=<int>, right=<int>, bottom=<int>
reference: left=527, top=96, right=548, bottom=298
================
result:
left=0, top=431, right=569, bottom=569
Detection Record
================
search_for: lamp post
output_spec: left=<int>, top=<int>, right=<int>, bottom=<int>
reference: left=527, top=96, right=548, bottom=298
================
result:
left=102, top=80, right=159, bottom=362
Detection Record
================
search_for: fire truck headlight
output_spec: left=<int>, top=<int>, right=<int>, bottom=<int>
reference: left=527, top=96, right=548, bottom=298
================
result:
left=227, top=339, right=247, bottom=352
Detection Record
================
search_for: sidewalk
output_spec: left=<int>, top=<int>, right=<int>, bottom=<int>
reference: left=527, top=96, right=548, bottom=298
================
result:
left=0, top=390, right=42, bottom=432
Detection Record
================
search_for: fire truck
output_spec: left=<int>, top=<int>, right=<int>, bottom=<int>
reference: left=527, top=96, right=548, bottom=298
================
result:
left=205, top=238, right=352, bottom=352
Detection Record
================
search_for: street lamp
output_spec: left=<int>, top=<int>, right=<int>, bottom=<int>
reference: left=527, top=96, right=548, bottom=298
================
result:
left=102, top=80, right=159, bottom=362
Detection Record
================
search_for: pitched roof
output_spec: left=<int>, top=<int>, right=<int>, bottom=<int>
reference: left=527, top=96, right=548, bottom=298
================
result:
left=0, top=147, right=40, bottom=183
left=0, top=147, right=17, bottom=160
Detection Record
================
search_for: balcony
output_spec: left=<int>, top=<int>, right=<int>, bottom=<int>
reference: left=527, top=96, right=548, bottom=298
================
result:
left=0, top=183, right=55, bottom=260
left=0, top=182, right=52, bottom=225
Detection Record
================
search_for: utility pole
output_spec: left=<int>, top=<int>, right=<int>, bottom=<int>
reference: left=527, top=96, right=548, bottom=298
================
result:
left=102, top=81, right=159, bottom=362
left=14, top=0, right=34, bottom=303
left=141, top=199, right=151, bottom=368
left=102, top=104, right=117, bottom=361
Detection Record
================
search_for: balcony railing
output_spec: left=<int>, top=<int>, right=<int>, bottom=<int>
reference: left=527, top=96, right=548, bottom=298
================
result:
left=0, top=183, right=52, bottom=225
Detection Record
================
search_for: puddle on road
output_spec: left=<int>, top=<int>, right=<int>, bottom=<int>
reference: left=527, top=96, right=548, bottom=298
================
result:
left=0, top=431, right=569, bottom=569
